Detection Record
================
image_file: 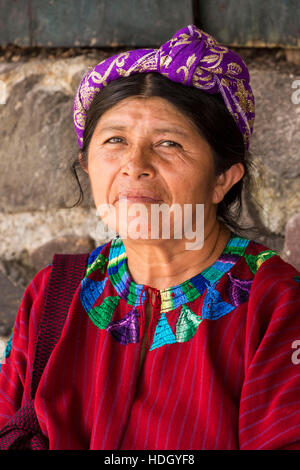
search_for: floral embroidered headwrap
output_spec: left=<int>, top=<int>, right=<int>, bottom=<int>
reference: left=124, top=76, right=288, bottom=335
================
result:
left=73, top=24, right=255, bottom=150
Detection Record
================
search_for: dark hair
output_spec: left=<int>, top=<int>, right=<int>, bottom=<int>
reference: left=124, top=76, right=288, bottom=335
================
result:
left=70, top=72, right=255, bottom=235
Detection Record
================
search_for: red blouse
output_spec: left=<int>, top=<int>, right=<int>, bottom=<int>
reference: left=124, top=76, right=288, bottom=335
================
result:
left=0, top=232, right=300, bottom=450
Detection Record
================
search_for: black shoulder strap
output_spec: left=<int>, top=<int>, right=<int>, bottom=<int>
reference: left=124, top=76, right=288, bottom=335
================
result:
left=31, top=253, right=89, bottom=398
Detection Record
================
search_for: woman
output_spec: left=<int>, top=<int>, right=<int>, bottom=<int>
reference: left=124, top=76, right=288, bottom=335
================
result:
left=0, top=25, right=299, bottom=450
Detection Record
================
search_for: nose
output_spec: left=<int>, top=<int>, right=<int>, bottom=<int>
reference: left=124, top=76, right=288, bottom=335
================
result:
left=121, top=145, right=156, bottom=180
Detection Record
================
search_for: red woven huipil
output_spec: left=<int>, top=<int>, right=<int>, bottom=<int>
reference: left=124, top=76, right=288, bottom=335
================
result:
left=0, top=232, right=300, bottom=450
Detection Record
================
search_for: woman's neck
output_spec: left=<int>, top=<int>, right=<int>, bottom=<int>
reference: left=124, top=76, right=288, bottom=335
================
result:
left=122, top=220, right=231, bottom=290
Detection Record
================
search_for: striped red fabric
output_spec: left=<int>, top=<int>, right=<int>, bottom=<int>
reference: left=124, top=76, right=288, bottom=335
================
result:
left=0, top=241, right=299, bottom=450
left=0, top=253, right=89, bottom=449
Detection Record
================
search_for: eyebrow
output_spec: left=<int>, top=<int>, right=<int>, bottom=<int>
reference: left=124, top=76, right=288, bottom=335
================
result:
left=98, top=125, right=188, bottom=137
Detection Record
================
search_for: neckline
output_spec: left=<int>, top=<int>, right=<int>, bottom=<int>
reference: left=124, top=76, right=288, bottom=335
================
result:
left=107, top=232, right=250, bottom=312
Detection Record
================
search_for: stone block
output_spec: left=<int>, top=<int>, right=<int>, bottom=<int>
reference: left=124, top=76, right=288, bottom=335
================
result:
left=0, top=208, right=108, bottom=263
left=0, top=268, right=24, bottom=336
left=29, top=235, right=96, bottom=273
left=245, top=62, right=300, bottom=236
left=282, top=213, right=300, bottom=271
left=0, top=56, right=98, bottom=213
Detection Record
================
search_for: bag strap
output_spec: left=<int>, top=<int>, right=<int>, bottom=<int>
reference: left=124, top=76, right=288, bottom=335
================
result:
left=31, top=253, right=89, bottom=399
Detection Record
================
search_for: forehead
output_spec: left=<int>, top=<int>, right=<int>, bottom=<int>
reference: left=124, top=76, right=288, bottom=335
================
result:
left=95, top=96, right=196, bottom=131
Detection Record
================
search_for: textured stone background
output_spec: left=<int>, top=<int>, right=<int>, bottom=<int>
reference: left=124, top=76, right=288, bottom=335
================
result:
left=0, top=46, right=299, bottom=344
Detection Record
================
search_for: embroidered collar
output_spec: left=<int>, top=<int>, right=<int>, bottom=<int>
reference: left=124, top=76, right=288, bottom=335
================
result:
left=107, top=232, right=250, bottom=313
left=80, top=234, right=277, bottom=349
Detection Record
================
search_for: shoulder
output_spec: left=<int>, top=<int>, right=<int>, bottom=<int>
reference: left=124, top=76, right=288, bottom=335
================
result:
left=232, top=237, right=300, bottom=357
left=249, top=250, right=300, bottom=332
left=12, top=264, right=54, bottom=347
left=23, top=240, right=111, bottom=315
left=13, top=240, right=108, bottom=336
left=21, top=264, right=53, bottom=317
left=244, top=238, right=300, bottom=298
left=84, top=240, right=112, bottom=277
left=230, top=235, right=299, bottom=286
left=223, top=235, right=300, bottom=329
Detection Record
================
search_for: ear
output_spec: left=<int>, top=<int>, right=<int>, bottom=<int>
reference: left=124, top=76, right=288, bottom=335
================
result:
left=78, top=152, right=88, bottom=174
left=212, top=163, right=245, bottom=204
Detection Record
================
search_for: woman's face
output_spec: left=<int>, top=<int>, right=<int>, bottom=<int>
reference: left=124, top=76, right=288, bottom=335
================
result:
left=80, top=96, right=242, bottom=241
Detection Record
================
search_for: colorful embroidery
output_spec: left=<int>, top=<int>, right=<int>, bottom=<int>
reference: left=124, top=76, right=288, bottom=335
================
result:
left=107, top=307, right=140, bottom=345
left=293, top=275, right=300, bottom=285
left=200, top=236, right=249, bottom=283
left=0, top=329, right=13, bottom=373
left=150, top=313, right=177, bottom=351
left=80, top=277, right=108, bottom=312
left=226, top=272, right=253, bottom=307
left=245, top=250, right=276, bottom=274
left=86, top=242, right=108, bottom=267
left=80, top=232, right=278, bottom=351
left=176, top=304, right=202, bottom=343
left=88, top=296, right=120, bottom=329
left=202, top=284, right=235, bottom=320
left=85, top=253, right=108, bottom=277
left=108, top=238, right=148, bottom=307
left=106, top=234, right=249, bottom=313
left=5, top=332, right=13, bottom=357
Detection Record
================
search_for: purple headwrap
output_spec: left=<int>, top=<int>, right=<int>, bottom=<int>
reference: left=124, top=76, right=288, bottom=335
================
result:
left=73, top=24, right=255, bottom=150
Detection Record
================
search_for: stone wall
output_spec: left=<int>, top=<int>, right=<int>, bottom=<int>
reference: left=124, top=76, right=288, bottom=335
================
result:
left=0, top=47, right=299, bottom=339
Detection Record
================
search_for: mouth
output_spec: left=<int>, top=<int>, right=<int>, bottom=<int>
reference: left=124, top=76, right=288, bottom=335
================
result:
left=116, top=192, right=164, bottom=204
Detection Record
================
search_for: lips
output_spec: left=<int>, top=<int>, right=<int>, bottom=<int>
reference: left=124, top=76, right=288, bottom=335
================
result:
left=116, top=191, right=164, bottom=203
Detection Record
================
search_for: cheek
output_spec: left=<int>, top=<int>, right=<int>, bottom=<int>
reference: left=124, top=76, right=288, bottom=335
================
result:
left=190, top=160, right=216, bottom=196
left=170, top=167, right=215, bottom=203
left=88, top=159, right=115, bottom=205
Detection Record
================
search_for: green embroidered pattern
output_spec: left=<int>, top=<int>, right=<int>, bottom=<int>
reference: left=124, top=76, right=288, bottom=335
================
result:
left=88, top=296, right=120, bottom=329
left=245, top=250, right=276, bottom=274
left=176, top=304, right=203, bottom=342
left=180, top=282, right=201, bottom=303
left=86, top=253, right=108, bottom=277
left=223, top=244, right=248, bottom=256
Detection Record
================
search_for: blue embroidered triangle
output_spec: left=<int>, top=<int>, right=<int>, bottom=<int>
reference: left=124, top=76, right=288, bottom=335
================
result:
left=202, top=285, right=235, bottom=320
left=80, top=277, right=108, bottom=312
left=150, top=313, right=177, bottom=351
